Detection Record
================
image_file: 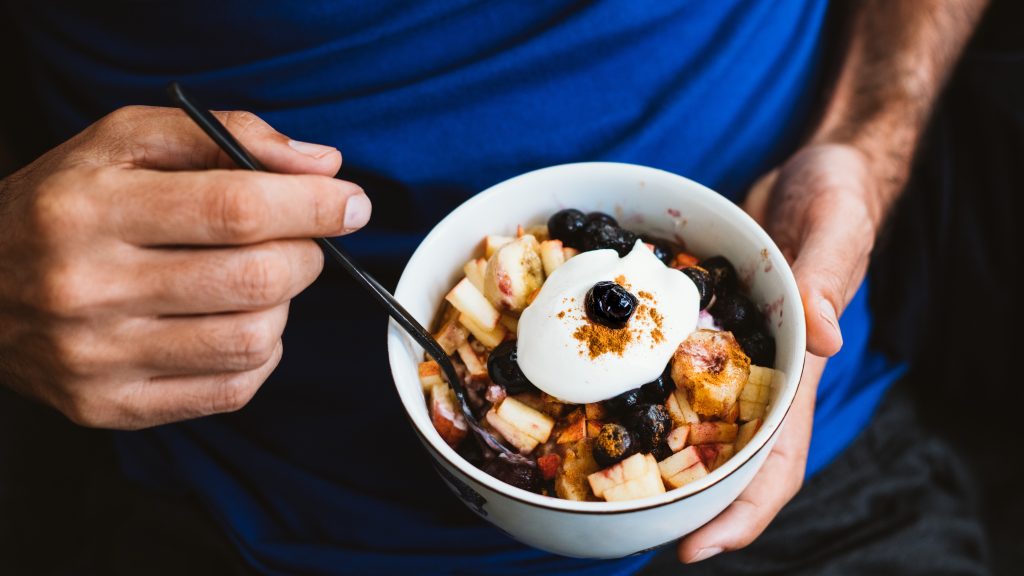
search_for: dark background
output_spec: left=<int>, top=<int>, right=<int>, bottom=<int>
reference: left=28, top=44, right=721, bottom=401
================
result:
left=2, top=2, right=1022, bottom=574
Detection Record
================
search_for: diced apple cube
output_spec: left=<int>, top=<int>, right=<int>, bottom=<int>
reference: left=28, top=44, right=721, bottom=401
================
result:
left=485, top=409, right=539, bottom=454
left=557, top=409, right=587, bottom=444
left=603, top=459, right=666, bottom=501
left=498, top=313, right=519, bottom=333
left=670, top=389, right=701, bottom=425
left=713, top=444, right=735, bottom=471
left=483, top=235, right=544, bottom=313
left=665, top=461, right=709, bottom=489
left=658, top=445, right=701, bottom=480
left=585, top=402, right=609, bottom=421
left=739, top=400, right=767, bottom=421
left=666, top=425, right=689, bottom=452
left=430, top=383, right=467, bottom=449
left=539, top=393, right=569, bottom=418
left=696, top=443, right=735, bottom=471
left=525, top=224, right=549, bottom=241
left=445, top=277, right=500, bottom=330
left=739, top=382, right=768, bottom=403
left=456, top=342, right=487, bottom=379
left=562, top=246, right=579, bottom=260
left=484, top=235, right=514, bottom=258
left=463, top=259, right=487, bottom=292
left=418, top=360, right=444, bottom=391
left=458, top=312, right=506, bottom=349
left=433, top=318, right=469, bottom=355
left=555, top=440, right=599, bottom=501
left=496, top=397, right=554, bottom=443
left=539, top=239, right=566, bottom=277
left=587, top=453, right=653, bottom=499
left=688, top=422, right=738, bottom=445
left=537, top=453, right=561, bottom=481
left=735, top=418, right=761, bottom=451
left=746, top=365, right=778, bottom=390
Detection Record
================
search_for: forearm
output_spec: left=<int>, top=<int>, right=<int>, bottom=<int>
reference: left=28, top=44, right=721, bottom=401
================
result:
left=813, top=0, right=989, bottom=227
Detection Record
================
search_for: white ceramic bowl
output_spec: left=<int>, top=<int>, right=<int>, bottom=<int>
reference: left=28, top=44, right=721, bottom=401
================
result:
left=387, top=162, right=805, bottom=558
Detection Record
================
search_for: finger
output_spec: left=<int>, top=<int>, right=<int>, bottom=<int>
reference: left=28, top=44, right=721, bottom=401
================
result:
left=678, top=355, right=825, bottom=563
left=790, top=198, right=874, bottom=357
left=127, top=303, right=289, bottom=375
left=89, top=106, right=342, bottom=176
left=119, top=340, right=284, bottom=429
left=108, top=168, right=370, bottom=246
left=131, top=239, right=323, bottom=315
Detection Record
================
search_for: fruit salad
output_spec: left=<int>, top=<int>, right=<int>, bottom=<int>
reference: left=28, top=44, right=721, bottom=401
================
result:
left=420, top=209, right=780, bottom=502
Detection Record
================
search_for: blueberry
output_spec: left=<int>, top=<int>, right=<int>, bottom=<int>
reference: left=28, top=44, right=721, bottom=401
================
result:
left=623, top=404, right=672, bottom=453
left=586, top=211, right=618, bottom=227
left=738, top=329, right=776, bottom=367
left=652, top=442, right=674, bottom=462
left=641, top=236, right=674, bottom=265
left=711, top=291, right=760, bottom=335
left=614, top=229, right=641, bottom=256
left=483, top=454, right=543, bottom=493
left=578, top=221, right=640, bottom=256
left=593, top=423, right=638, bottom=468
left=487, top=340, right=538, bottom=394
left=604, top=388, right=644, bottom=415
left=585, top=281, right=638, bottom=329
left=547, top=209, right=588, bottom=247
left=640, top=364, right=675, bottom=403
left=700, top=256, right=738, bottom=295
left=578, top=220, right=620, bottom=252
left=681, top=266, right=714, bottom=310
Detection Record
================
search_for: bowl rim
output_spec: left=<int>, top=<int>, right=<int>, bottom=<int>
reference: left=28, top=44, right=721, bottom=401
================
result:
left=387, top=161, right=806, bottom=514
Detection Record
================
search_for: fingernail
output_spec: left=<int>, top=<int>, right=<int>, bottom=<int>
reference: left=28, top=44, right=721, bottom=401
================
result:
left=288, top=139, right=337, bottom=159
left=343, top=194, right=372, bottom=231
left=690, top=547, right=723, bottom=563
left=817, top=296, right=839, bottom=332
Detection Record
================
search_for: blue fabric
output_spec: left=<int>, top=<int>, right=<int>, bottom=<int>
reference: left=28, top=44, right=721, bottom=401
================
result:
left=10, top=1, right=904, bottom=574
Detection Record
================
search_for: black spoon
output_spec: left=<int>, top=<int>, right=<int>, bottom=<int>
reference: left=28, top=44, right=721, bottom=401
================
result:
left=166, top=82, right=526, bottom=462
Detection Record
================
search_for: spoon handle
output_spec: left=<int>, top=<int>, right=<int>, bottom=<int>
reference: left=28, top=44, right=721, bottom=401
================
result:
left=166, top=82, right=514, bottom=456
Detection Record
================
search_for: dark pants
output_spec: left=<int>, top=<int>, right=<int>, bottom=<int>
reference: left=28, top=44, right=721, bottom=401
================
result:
left=641, top=387, right=990, bottom=576
left=1, top=383, right=990, bottom=576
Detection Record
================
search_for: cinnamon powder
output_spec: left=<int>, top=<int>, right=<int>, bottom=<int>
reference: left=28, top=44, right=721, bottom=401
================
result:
left=573, top=321, right=632, bottom=358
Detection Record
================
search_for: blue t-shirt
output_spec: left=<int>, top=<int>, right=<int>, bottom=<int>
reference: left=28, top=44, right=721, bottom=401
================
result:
left=10, top=1, right=904, bottom=574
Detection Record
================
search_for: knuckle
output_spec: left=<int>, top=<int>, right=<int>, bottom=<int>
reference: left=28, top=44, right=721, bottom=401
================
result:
left=209, top=178, right=270, bottom=242
left=230, top=316, right=279, bottom=367
left=310, top=180, right=348, bottom=232
left=35, top=263, right=91, bottom=317
left=91, top=106, right=148, bottom=141
left=61, top=391, right=110, bottom=428
left=210, top=374, right=261, bottom=413
left=50, top=329, right=102, bottom=378
left=220, top=110, right=264, bottom=137
left=31, top=171, right=97, bottom=239
left=235, top=248, right=291, bottom=305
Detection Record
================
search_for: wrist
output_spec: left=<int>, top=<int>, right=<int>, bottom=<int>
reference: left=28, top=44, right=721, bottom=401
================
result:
left=806, top=123, right=914, bottom=233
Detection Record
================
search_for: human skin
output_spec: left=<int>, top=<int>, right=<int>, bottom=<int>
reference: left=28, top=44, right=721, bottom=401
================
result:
left=0, top=106, right=370, bottom=428
left=677, top=0, right=990, bottom=563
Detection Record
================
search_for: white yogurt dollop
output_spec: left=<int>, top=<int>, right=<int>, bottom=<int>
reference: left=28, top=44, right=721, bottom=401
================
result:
left=517, top=240, right=700, bottom=404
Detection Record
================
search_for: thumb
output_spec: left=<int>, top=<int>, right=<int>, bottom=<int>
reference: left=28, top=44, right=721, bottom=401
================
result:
left=789, top=202, right=873, bottom=357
